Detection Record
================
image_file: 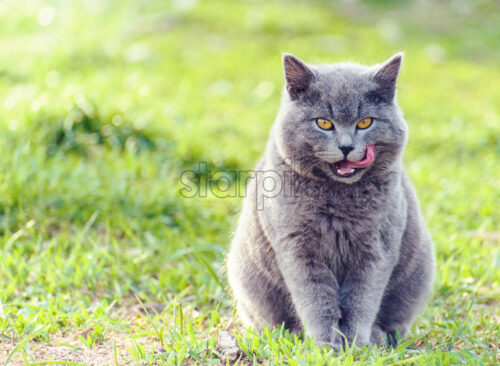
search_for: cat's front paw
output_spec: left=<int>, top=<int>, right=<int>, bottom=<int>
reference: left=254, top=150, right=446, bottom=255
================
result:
left=370, top=324, right=388, bottom=346
left=315, top=339, right=342, bottom=352
left=314, top=332, right=343, bottom=352
left=338, top=324, right=371, bottom=348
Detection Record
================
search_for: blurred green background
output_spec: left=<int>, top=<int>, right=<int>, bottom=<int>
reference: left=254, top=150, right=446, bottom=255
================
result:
left=0, top=0, right=499, bottom=364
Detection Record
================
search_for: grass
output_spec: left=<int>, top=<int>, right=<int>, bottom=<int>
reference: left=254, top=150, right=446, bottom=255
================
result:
left=0, top=0, right=499, bottom=364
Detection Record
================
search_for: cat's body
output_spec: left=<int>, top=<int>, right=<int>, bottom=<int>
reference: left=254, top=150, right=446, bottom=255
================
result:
left=227, top=54, right=434, bottom=348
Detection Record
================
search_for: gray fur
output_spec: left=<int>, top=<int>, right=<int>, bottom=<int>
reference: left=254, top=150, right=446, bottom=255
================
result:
left=227, top=54, right=435, bottom=348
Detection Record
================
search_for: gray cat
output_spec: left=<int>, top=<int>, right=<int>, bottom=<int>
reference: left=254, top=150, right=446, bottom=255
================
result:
left=226, top=53, right=435, bottom=348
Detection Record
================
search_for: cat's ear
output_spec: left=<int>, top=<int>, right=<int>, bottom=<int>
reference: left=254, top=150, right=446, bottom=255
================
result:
left=373, top=53, right=403, bottom=102
left=283, top=53, right=315, bottom=99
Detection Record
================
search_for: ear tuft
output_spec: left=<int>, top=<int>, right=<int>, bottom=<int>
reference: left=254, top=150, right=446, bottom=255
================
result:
left=373, top=53, right=403, bottom=102
left=283, top=53, right=315, bottom=99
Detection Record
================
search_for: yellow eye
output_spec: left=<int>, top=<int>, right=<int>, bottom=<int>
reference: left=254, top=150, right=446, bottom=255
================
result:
left=356, top=117, right=373, bottom=129
left=316, top=118, right=334, bottom=130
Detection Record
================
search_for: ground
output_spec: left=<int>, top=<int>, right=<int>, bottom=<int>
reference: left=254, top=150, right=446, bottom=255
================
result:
left=0, top=0, right=499, bottom=364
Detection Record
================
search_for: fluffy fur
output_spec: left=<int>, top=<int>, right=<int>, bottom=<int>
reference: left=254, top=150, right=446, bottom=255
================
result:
left=227, top=54, right=435, bottom=348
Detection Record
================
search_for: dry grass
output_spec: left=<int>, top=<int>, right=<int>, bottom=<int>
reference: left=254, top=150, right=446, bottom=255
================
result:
left=0, top=332, right=164, bottom=365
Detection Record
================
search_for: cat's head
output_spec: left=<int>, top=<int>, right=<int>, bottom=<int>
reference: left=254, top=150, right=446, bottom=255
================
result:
left=273, top=53, right=408, bottom=184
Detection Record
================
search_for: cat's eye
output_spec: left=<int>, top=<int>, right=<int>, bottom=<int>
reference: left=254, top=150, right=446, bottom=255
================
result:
left=356, top=117, right=373, bottom=129
left=316, top=118, right=334, bottom=130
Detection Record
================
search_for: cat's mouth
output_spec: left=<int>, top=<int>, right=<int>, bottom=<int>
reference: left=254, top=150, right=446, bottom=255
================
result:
left=333, top=144, right=376, bottom=178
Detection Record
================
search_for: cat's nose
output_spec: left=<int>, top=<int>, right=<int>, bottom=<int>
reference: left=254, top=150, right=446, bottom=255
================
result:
left=339, top=145, right=355, bottom=157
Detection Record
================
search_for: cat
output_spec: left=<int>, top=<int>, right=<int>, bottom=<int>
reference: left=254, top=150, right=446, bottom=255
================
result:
left=226, top=53, right=435, bottom=348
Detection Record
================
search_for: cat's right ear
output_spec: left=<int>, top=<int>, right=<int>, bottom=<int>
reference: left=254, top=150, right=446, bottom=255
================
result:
left=283, top=54, right=315, bottom=100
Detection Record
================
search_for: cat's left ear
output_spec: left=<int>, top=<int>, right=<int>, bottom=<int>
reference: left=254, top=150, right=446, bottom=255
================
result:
left=373, top=53, right=403, bottom=102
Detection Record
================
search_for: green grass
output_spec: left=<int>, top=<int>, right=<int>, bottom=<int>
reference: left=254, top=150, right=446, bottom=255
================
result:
left=0, top=0, right=499, bottom=364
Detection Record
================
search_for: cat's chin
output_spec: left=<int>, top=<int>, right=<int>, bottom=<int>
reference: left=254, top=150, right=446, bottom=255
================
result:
left=330, top=165, right=367, bottom=184
left=309, top=164, right=367, bottom=184
left=333, top=162, right=365, bottom=179
left=308, top=163, right=368, bottom=183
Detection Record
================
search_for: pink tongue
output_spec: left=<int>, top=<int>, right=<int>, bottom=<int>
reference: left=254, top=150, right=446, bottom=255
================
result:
left=337, top=144, right=376, bottom=175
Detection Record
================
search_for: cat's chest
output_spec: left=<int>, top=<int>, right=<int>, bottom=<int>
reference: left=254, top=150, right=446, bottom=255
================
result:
left=308, top=204, right=386, bottom=272
left=308, top=186, right=395, bottom=247
left=314, top=202, right=382, bottom=245
left=308, top=184, right=389, bottom=225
